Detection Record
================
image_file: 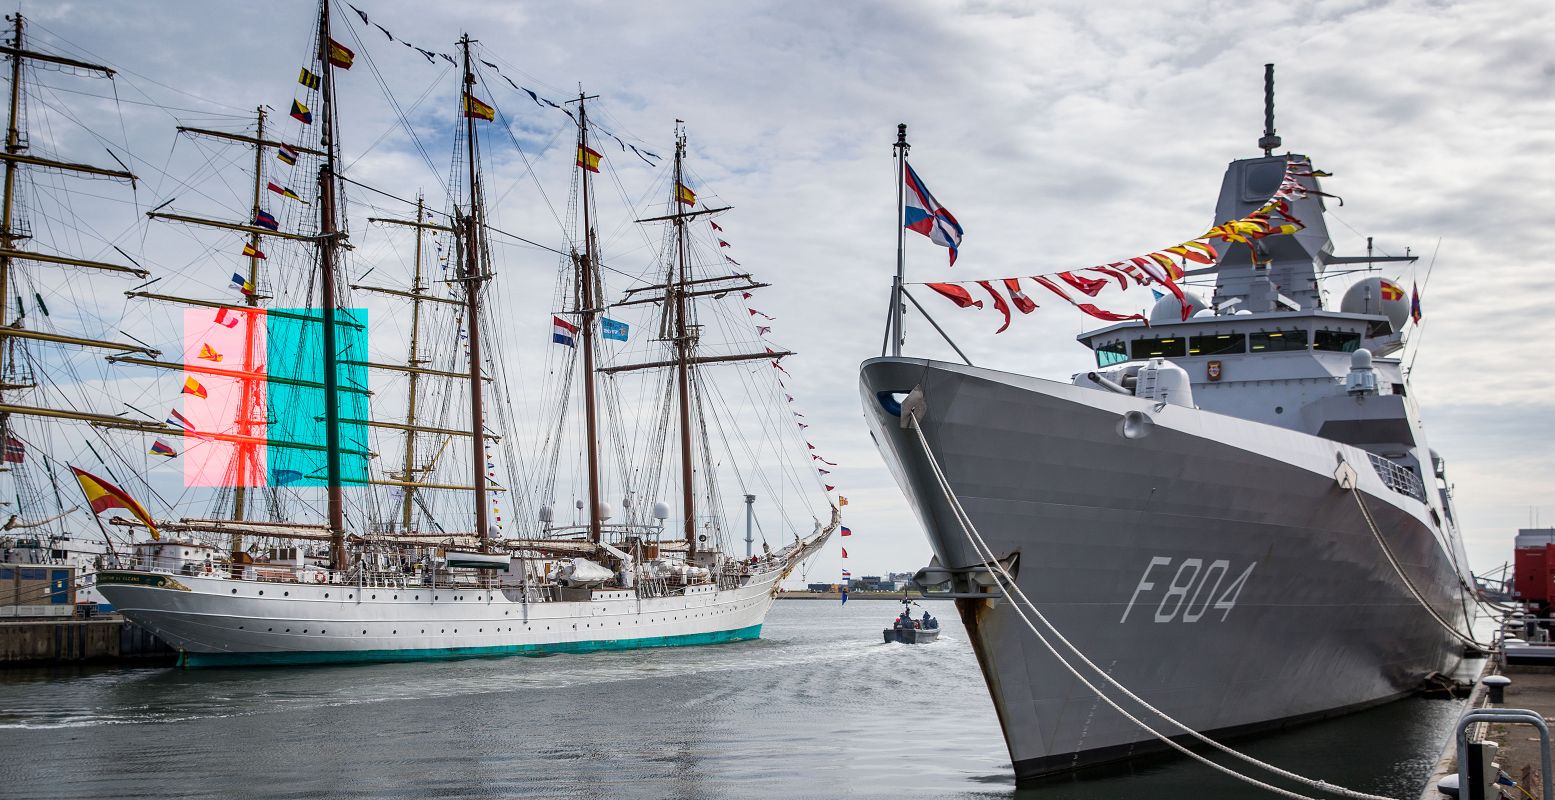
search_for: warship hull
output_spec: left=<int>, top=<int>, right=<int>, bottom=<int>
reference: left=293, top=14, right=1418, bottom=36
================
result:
left=860, top=357, right=1467, bottom=781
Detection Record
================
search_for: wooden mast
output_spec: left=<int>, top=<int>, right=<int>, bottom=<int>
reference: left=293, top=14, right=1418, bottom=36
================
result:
left=315, top=0, right=348, bottom=566
left=574, top=92, right=603, bottom=544
left=458, top=35, right=490, bottom=549
left=230, top=105, right=267, bottom=542
left=0, top=15, right=138, bottom=419
left=398, top=194, right=426, bottom=533
left=0, top=14, right=24, bottom=408
left=671, top=128, right=696, bottom=557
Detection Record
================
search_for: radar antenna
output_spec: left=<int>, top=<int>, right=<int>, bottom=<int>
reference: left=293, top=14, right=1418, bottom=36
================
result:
left=1259, top=63, right=1282, bottom=156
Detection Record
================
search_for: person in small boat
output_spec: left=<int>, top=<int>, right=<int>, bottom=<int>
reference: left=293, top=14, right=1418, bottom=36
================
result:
left=921, top=610, right=937, bottom=630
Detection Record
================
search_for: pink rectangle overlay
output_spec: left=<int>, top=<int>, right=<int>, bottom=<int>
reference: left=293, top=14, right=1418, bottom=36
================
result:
left=181, top=307, right=267, bottom=487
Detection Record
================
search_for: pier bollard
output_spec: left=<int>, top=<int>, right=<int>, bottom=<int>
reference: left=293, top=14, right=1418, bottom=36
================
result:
left=1483, top=675, right=1511, bottom=705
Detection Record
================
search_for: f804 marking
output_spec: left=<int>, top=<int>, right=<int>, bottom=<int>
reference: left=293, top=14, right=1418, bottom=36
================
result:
left=1120, top=556, right=1255, bottom=623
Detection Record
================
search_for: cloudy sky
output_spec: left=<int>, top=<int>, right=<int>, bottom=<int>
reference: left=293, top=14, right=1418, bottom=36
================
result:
left=16, top=0, right=1555, bottom=582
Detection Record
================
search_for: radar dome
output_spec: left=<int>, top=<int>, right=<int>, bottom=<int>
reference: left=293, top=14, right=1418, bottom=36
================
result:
left=1148, top=291, right=1208, bottom=324
left=1340, top=277, right=1409, bottom=333
left=652, top=501, right=671, bottom=521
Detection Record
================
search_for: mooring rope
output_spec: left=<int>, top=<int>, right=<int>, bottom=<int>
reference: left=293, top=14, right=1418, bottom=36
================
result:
left=1346, top=482, right=1496, bottom=652
left=906, top=414, right=1401, bottom=800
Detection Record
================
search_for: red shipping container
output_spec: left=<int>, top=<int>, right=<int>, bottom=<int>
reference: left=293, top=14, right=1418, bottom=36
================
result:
left=1514, top=543, right=1555, bottom=602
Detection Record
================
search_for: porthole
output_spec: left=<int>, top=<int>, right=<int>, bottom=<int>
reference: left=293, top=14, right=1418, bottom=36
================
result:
left=284, top=591, right=290, bottom=597
left=267, top=627, right=273, bottom=632
left=285, top=628, right=291, bottom=633
left=348, top=594, right=354, bottom=599
left=322, top=629, right=327, bottom=634
left=371, top=594, right=377, bottom=599
left=258, top=590, right=264, bottom=596
left=325, top=593, right=330, bottom=598
left=362, top=629, right=367, bottom=634
left=393, top=630, right=397, bottom=634
left=231, top=588, right=237, bottom=594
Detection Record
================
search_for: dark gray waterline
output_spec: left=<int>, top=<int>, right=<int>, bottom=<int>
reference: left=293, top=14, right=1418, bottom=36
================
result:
left=0, top=600, right=1469, bottom=799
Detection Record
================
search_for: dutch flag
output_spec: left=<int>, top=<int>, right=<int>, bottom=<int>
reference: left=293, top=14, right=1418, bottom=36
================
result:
left=903, top=162, right=963, bottom=265
left=552, top=315, right=578, bottom=348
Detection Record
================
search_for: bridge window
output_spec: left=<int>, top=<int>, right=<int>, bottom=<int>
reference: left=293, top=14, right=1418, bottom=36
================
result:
left=1188, top=333, right=1245, bottom=356
left=1131, top=337, right=1186, bottom=359
left=1249, top=329, right=1307, bottom=352
left=1313, top=329, right=1361, bottom=353
left=1095, top=340, right=1127, bottom=367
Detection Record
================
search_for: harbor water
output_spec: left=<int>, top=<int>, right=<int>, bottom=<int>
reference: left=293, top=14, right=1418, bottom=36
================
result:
left=0, top=599, right=1471, bottom=799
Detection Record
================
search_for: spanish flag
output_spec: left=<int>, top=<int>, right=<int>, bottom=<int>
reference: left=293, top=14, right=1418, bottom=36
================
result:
left=290, top=99, right=313, bottom=125
left=675, top=182, right=696, bottom=206
left=70, top=466, right=160, bottom=540
left=298, top=68, right=321, bottom=90
left=327, top=39, right=355, bottom=69
left=577, top=145, right=602, bottom=173
left=463, top=92, right=495, bottom=122
left=182, top=377, right=208, bottom=399
left=197, top=343, right=223, bottom=363
left=241, top=243, right=266, bottom=260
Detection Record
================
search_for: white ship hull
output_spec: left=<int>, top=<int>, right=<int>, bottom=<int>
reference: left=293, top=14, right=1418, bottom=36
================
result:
left=97, top=559, right=799, bottom=667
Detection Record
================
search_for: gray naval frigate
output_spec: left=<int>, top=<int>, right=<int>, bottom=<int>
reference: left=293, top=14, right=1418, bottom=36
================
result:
left=860, top=75, right=1477, bottom=782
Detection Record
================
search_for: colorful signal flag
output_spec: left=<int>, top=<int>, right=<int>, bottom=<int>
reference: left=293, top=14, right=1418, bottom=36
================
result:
left=242, top=243, right=266, bottom=260
left=298, top=68, right=321, bottom=90
left=276, top=144, right=298, bottom=166
left=197, top=343, right=223, bottom=363
left=149, top=440, right=178, bottom=458
left=290, top=99, right=313, bottom=125
left=182, top=377, right=209, bottom=399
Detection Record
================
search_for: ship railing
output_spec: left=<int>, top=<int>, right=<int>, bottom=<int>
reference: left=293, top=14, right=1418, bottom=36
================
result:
left=1366, top=453, right=1428, bottom=503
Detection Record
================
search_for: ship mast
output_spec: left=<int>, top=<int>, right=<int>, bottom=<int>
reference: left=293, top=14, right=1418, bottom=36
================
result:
left=399, top=195, right=427, bottom=532
left=230, top=105, right=267, bottom=538
left=458, top=35, right=490, bottom=549
left=671, top=129, right=697, bottom=557
left=572, top=92, right=604, bottom=544
left=315, top=0, right=348, bottom=566
left=0, top=16, right=151, bottom=426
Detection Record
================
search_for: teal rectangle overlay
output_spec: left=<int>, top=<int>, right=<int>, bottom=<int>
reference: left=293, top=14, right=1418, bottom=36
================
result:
left=266, top=308, right=369, bottom=487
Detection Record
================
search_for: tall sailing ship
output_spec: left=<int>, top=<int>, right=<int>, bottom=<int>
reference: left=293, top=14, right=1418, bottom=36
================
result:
left=861, top=69, right=1477, bottom=781
left=18, top=3, right=839, bottom=665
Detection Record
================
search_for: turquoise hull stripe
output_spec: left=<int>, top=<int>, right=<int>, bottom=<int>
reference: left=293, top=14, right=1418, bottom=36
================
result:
left=180, top=623, right=763, bottom=668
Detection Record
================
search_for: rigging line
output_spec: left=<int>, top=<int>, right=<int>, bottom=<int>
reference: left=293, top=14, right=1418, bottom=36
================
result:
left=906, top=417, right=1385, bottom=800
left=477, top=70, right=568, bottom=239
left=1402, top=237, right=1442, bottom=377
left=332, top=13, right=449, bottom=190
left=27, top=19, right=253, bottom=114
left=23, top=81, right=250, bottom=119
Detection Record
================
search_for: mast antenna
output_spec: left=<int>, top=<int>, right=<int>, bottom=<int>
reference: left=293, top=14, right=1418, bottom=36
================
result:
left=888, top=123, right=909, bottom=357
left=1258, top=63, right=1281, bottom=156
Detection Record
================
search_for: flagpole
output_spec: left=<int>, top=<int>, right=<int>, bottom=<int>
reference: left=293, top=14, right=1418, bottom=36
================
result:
left=891, top=123, right=909, bottom=357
